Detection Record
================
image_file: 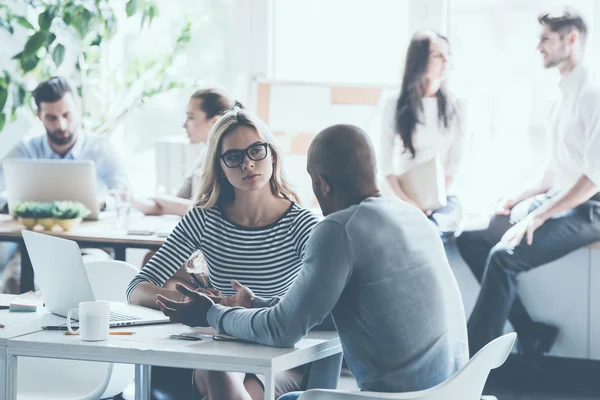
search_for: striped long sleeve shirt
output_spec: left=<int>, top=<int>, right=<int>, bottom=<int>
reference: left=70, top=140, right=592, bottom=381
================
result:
left=126, top=203, right=319, bottom=300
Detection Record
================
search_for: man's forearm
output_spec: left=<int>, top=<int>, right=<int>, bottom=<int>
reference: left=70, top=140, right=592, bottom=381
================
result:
left=532, top=175, right=598, bottom=221
left=207, top=220, right=352, bottom=348
left=253, top=296, right=280, bottom=308
left=516, top=172, right=554, bottom=203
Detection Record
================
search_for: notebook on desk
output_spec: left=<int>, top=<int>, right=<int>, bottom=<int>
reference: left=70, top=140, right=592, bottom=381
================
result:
left=21, top=230, right=170, bottom=328
left=396, top=155, right=447, bottom=211
left=126, top=216, right=178, bottom=237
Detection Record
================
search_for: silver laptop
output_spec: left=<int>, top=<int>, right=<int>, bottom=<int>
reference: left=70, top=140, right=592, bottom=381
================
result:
left=22, top=230, right=170, bottom=327
left=4, top=159, right=100, bottom=220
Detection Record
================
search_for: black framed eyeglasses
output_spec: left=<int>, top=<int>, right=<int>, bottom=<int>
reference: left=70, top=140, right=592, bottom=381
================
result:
left=220, top=142, right=269, bottom=168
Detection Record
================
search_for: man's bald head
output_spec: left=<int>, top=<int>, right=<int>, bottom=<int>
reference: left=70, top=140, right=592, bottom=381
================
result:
left=308, top=124, right=379, bottom=196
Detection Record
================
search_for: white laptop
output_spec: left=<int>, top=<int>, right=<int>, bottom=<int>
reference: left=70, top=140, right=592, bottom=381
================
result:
left=4, top=159, right=100, bottom=220
left=21, top=230, right=170, bottom=328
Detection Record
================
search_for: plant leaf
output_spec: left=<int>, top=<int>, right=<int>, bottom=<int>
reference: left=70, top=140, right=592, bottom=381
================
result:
left=14, top=16, right=34, bottom=30
left=11, top=51, right=23, bottom=60
left=0, top=85, right=8, bottom=112
left=148, top=4, right=158, bottom=24
left=90, top=33, right=102, bottom=46
left=167, top=81, right=184, bottom=90
left=10, top=85, right=25, bottom=108
left=62, top=7, right=74, bottom=26
left=0, top=18, right=14, bottom=34
left=21, top=54, right=41, bottom=73
left=140, top=10, right=148, bottom=29
left=52, top=43, right=65, bottom=67
left=23, top=31, right=48, bottom=55
left=47, top=32, right=56, bottom=46
left=125, top=0, right=138, bottom=17
left=72, top=10, right=92, bottom=38
left=38, top=6, right=57, bottom=30
left=0, top=113, right=6, bottom=133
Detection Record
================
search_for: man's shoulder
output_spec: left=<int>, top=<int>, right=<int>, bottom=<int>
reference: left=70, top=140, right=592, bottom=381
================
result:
left=6, top=135, right=45, bottom=158
left=81, top=132, right=112, bottom=149
left=78, top=133, right=120, bottom=161
left=326, top=196, right=410, bottom=221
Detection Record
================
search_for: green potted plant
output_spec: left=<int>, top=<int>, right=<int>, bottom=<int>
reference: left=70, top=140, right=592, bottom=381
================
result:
left=12, top=201, right=39, bottom=229
left=35, top=202, right=56, bottom=230
left=52, top=201, right=90, bottom=231
left=13, top=201, right=55, bottom=229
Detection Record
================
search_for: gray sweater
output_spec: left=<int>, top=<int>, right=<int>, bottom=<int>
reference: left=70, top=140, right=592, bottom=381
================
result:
left=207, top=196, right=469, bottom=392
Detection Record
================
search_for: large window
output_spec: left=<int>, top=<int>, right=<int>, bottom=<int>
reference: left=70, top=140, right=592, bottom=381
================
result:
left=448, top=0, right=597, bottom=212
left=115, top=0, right=234, bottom=196
left=272, top=0, right=410, bottom=85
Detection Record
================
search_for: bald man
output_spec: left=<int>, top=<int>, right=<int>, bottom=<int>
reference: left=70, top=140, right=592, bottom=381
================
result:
left=158, top=124, right=469, bottom=397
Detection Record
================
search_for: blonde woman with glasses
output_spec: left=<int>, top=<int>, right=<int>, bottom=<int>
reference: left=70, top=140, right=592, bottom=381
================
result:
left=127, top=107, right=328, bottom=399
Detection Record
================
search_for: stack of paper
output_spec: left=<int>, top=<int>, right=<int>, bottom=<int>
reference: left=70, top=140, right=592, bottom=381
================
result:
left=9, top=291, right=42, bottom=312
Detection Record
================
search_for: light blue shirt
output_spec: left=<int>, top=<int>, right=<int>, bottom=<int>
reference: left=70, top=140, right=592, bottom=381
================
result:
left=0, top=133, right=127, bottom=209
left=208, top=196, right=469, bottom=393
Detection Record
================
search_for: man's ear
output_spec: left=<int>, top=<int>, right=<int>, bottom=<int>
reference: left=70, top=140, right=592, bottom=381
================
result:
left=569, top=30, right=579, bottom=46
left=319, top=174, right=331, bottom=197
left=35, top=109, right=41, bottom=119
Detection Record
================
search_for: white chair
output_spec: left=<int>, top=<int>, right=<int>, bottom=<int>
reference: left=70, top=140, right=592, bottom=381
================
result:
left=15, top=260, right=139, bottom=399
left=85, top=260, right=139, bottom=399
left=296, top=333, right=517, bottom=400
left=16, top=359, right=113, bottom=400
left=85, top=259, right=139, bottom=303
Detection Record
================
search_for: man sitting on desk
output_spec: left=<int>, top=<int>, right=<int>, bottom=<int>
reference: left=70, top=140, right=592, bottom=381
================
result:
left=156, top=124, right=469, bottom=398
left=0, top=76, right=127, bottom=293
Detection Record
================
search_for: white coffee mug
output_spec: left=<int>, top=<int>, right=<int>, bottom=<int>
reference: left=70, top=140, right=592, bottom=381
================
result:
left=67, top=301, right=110, bottom=341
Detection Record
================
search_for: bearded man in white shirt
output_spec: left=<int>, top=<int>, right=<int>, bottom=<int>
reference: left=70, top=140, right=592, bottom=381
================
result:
left=457, top=8, right=600, bottom=356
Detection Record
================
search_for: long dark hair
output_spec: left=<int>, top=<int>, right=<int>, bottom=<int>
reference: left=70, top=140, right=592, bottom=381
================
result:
left=395, top=31, right=456, bottom=158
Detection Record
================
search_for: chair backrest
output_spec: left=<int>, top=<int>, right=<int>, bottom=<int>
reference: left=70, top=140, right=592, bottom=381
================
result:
left=83, top=262, right=138, bottom=399
left=425, top=332, right=516, bottom=400
left=17, top=358, right=113, bottom=400
left=84, top=260, right=139, bottom=302
left=297, top=333, right=517, bottom=400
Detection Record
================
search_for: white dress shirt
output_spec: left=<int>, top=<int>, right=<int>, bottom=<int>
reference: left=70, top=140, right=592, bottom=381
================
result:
left=550, top=65, right=600, bottom=191
left=380, top=95, right=463, bottom=180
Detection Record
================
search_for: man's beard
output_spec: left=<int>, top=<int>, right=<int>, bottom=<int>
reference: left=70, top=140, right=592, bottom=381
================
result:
left=544, top=52, right=569, bottom=69
left=47, top=129, right=74, bottom=146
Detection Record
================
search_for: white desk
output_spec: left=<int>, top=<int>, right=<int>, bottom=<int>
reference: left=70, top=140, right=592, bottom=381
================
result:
left=5, top=323, right=342, bottom=400
left=0, top=294, right=66, bottom=400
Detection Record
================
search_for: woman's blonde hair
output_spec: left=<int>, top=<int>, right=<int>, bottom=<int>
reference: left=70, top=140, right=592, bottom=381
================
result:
left=193, top=108, right=298, bottom=208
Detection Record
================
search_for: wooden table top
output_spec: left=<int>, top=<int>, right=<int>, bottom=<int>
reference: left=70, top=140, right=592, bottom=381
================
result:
left=0, top=213, right=179, bottom=246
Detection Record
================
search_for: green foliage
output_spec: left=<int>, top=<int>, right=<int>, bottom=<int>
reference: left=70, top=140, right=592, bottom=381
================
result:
left=13, top=201, right=90, bottom=219
left=0, top=0, right=187, bottom=134
left=52, top=43, right=65, bottom=67
left=13, top=201, right=54, bottom=218
left=52, top=201, right=91, bottom=219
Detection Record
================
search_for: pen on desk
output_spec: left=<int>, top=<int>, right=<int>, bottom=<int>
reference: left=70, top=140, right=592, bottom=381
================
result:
left=64, top=331, right=136, bottom=336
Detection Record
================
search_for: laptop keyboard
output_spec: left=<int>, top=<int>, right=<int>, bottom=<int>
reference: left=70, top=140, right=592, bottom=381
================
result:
left=110, top=310, right=141, bottom=322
